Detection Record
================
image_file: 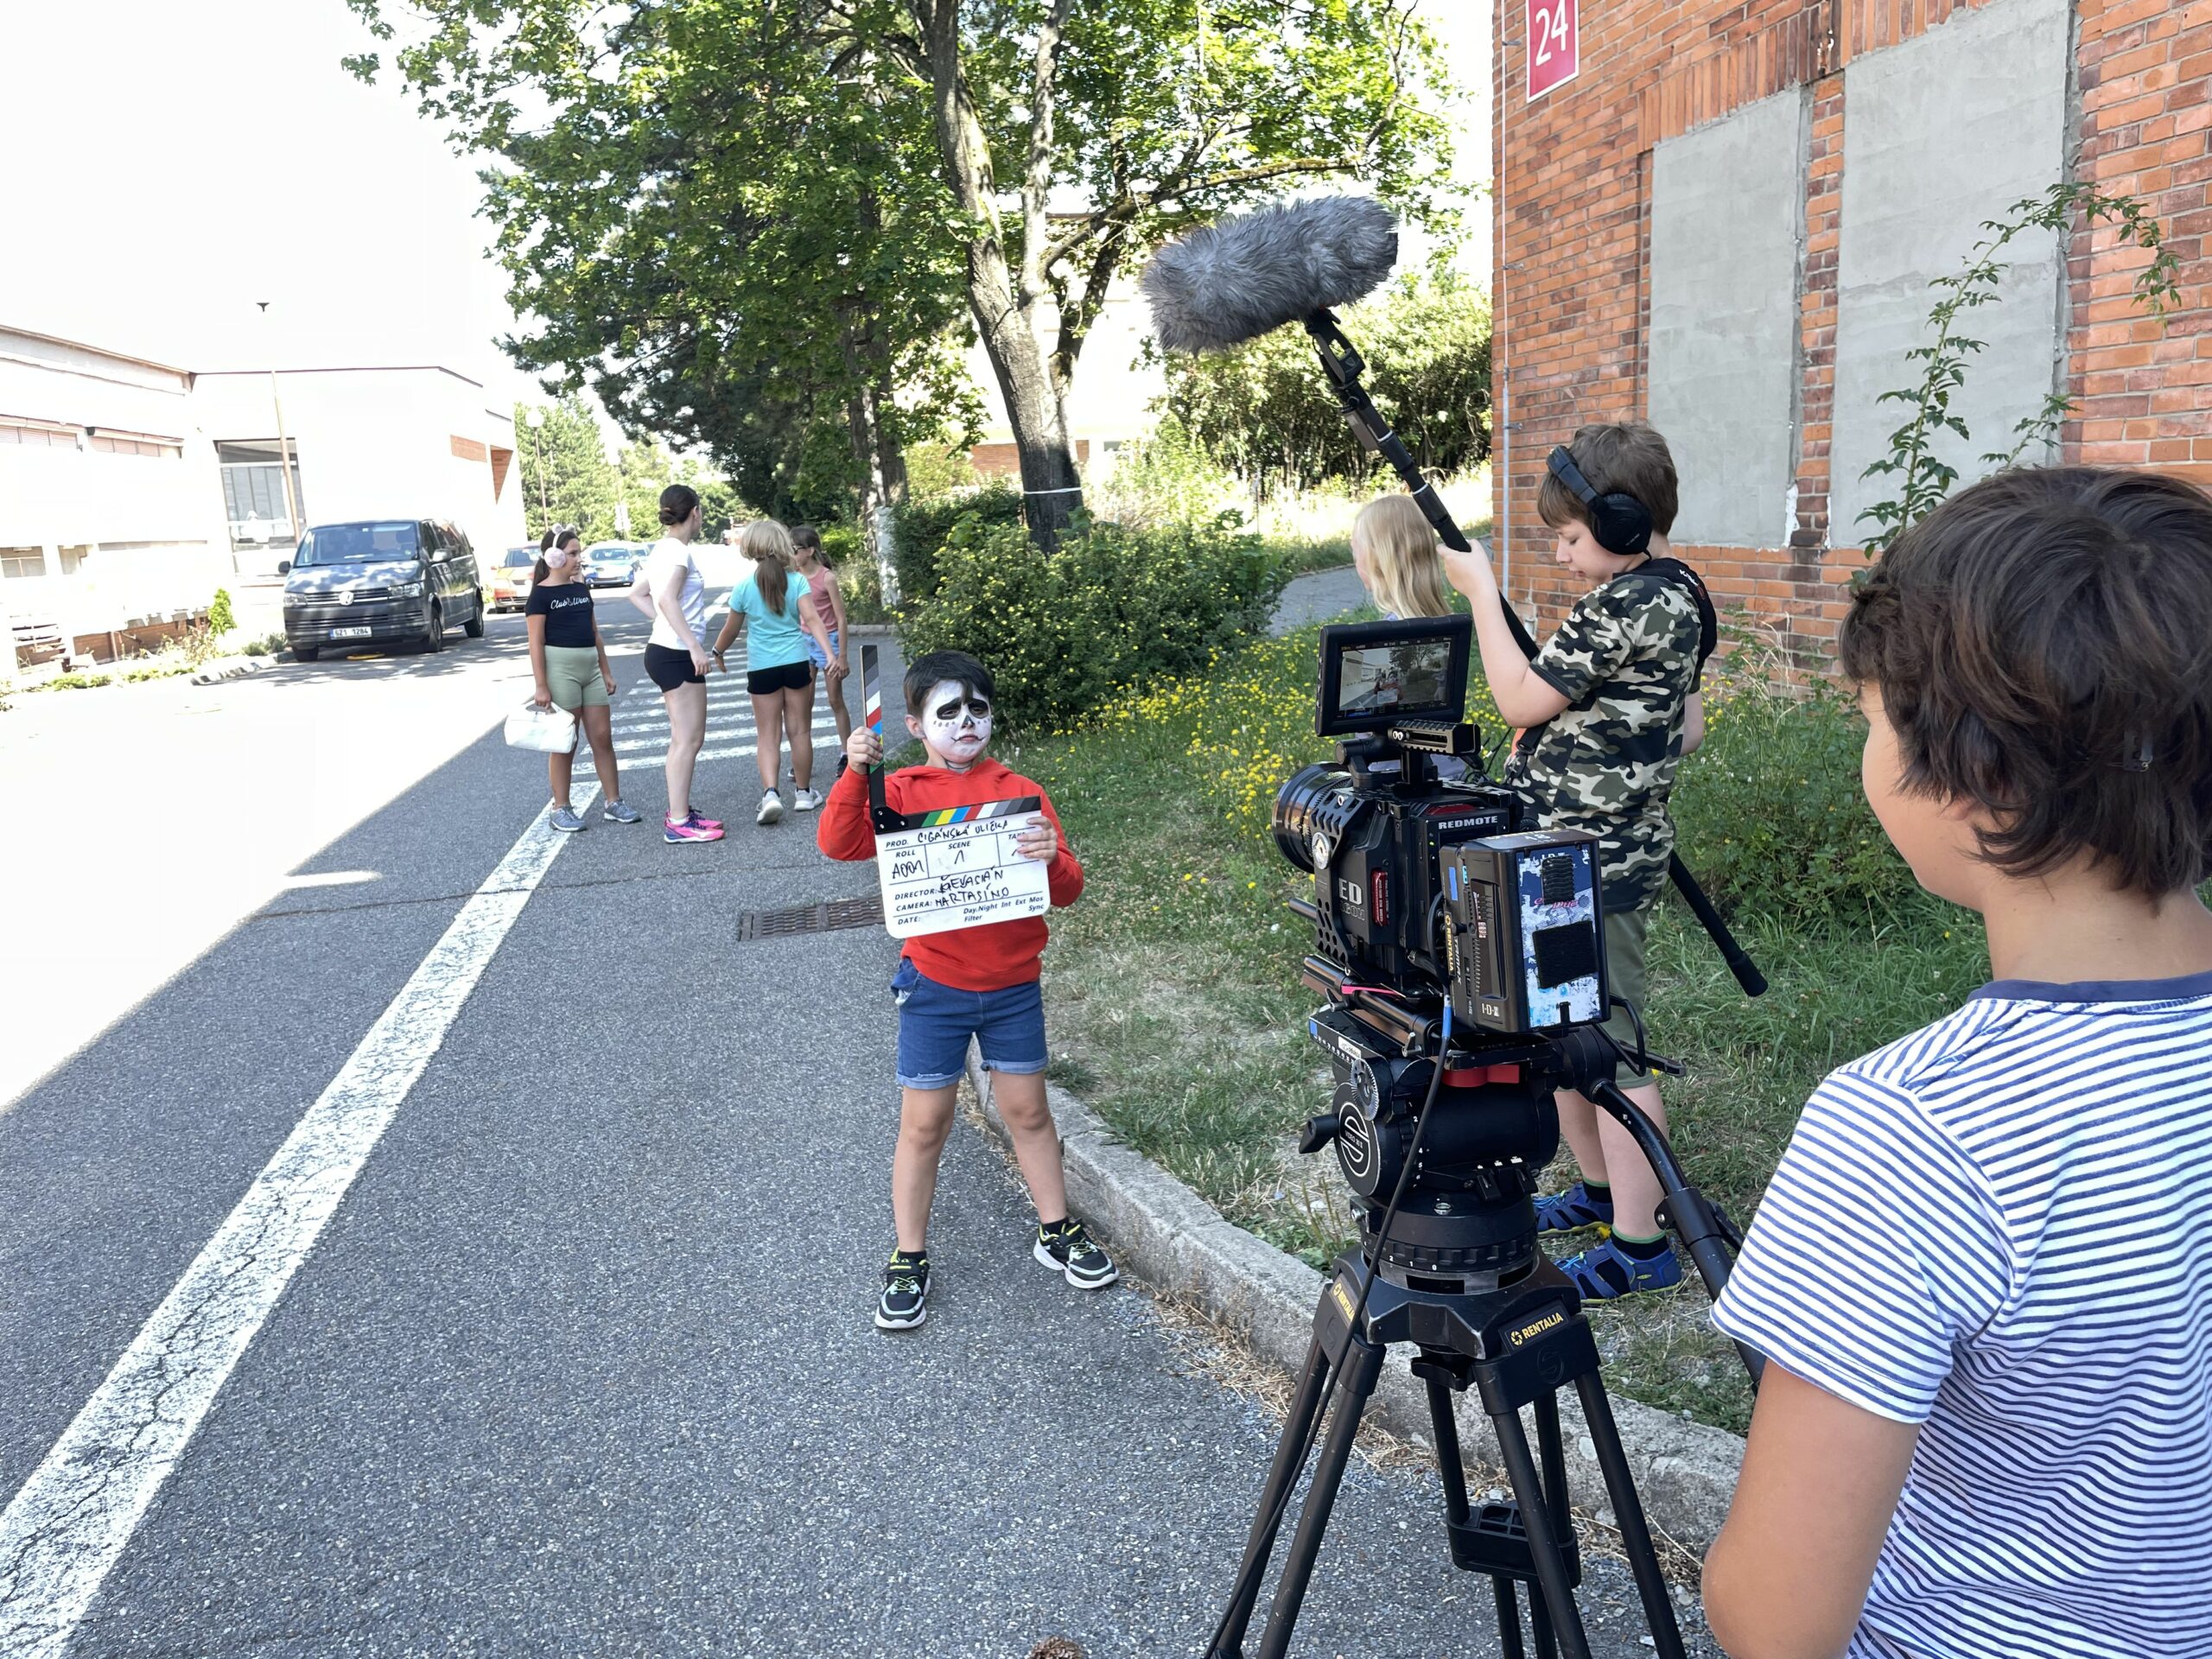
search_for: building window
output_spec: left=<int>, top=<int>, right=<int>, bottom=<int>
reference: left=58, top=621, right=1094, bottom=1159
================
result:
left=1, top=549, right=48, bottom=580
left=89, top=430, right=182, bottom=458
left=0, top=421, right=77, bottom=448
left=58, top=545, right=89, bottom=575
left=216, top=440, right=305, bottom=545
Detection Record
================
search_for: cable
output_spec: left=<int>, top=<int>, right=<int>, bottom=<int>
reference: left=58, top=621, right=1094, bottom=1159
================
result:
left=1206, top=1000, right=1458, bottom=1654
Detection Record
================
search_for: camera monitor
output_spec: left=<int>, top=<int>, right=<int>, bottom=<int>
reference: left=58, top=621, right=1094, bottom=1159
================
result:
left=1315, top=615, right=1471, bottom=738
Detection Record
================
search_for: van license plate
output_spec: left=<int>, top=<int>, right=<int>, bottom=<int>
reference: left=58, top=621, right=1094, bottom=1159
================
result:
left=331, top=626, right=372, bottom=639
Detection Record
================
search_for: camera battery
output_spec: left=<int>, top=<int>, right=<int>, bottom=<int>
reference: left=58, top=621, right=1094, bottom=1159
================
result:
left=1443, top=830, right=1609, bottom=1037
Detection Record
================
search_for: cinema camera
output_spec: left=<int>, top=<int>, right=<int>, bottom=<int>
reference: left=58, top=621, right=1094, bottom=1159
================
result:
left=1204, top=613, right=1756, bottom=1659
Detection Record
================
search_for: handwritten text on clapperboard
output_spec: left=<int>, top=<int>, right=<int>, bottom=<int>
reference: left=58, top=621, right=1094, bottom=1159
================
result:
left=874, top=798, right=1051, bottom=939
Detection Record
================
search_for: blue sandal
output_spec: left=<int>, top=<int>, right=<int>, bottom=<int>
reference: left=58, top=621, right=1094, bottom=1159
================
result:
left=1534, top=1180, right=1614, bottom=1237
left=1555, top=1236, right=1683, bottom=1301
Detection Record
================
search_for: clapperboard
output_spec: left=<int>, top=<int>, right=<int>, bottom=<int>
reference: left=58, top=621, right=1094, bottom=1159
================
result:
left=861, top=645, right=1052, bottom=940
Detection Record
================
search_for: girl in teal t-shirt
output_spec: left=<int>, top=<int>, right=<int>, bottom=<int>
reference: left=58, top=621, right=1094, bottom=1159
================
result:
left=711, top=519, right=837, bottom=825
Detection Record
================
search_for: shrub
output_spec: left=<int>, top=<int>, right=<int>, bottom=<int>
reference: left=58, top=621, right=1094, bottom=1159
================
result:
left=898, top=512, right=1290, bottom=731
left=1669, top=653, right=1920, bottom=926
left=888, top=481, right=1024, bottom=604
left=207, top=588, right=237, bottom=636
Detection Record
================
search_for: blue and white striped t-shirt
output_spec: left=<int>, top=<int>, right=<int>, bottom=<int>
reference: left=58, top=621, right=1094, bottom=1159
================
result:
left=1712, top=969, right=2212, bottom=1659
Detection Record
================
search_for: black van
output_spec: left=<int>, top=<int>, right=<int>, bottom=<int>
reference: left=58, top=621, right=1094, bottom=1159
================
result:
left=279, top=520, right=487, bottom=661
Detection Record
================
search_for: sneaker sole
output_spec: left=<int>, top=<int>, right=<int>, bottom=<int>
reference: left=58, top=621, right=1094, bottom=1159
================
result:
left=1033, top=1238, right=1118, bottom=1290
left=874, top=1306, right=927, bottom=1331
left=757, top=802, right=785, bottom=825
left=664, top=830, right=723, bottom=843
left=551, top=821, right=586, bottom=834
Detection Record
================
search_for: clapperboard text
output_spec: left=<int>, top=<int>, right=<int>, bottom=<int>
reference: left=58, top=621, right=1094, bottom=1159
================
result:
left=874, top=798, right=1052, bottom=940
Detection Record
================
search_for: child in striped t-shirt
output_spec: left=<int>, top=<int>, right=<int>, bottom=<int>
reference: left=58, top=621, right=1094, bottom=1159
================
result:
left=1702, top=467, right=2212, bottom=1659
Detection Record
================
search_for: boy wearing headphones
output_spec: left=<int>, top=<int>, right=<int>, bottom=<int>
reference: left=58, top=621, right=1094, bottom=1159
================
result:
left=1443, top=420, right=1710, bottom=1300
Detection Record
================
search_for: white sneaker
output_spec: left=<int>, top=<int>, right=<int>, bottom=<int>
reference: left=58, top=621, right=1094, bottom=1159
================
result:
left=793, top=787, right=823, bottom=812
left=756, top=788, right=785, bottom=825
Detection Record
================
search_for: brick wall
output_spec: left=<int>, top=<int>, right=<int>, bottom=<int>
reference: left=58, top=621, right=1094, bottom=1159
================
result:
left=2067, top=0, right=2212, bottom=487
left=1495, top=0, right=2209, bottom=662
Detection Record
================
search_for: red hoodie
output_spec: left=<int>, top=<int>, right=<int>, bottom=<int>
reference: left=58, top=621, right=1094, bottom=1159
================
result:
left=817, top=756, right=1084, bottom=991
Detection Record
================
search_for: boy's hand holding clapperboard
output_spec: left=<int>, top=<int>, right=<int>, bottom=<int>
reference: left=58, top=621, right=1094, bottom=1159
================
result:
left=860, top=645, right=1053, bottom=941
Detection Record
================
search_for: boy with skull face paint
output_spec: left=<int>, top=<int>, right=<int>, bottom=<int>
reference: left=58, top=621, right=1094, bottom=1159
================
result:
left=817, top=650, right=1116, bottom=1330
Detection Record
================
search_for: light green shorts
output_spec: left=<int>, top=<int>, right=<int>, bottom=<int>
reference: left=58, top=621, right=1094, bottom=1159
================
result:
left=1599, top=905, right=1654, bottom=1082
left=543, top=644, right=609, bottom=710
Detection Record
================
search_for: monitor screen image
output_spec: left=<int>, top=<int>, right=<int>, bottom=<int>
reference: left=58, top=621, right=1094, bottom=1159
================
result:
left=1336, top=640, right=1453, bottom=717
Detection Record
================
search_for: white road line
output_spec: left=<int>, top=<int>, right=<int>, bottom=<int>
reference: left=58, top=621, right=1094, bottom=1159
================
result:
left=0, top=785, right=601, bottom=1658
left=620, top=715, right=841, bottom=762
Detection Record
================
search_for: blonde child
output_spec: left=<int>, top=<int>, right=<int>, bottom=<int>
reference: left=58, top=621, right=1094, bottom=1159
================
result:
left=1351, top=494, right=1454, bottom=620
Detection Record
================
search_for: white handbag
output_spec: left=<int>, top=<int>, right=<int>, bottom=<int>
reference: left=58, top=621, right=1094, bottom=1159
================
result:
left=504, top=698, right=578, bottom=753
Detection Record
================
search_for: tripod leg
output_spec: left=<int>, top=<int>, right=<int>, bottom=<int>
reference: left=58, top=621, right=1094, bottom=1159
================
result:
left=1253, top=1330, right=1387, bottom=1659
left=1491, top=1401, right=1594, bottom=1659
left=1208, top=1329, right=1337, bottom=1659
left=1425, top=1376, right=1473, bottom=1528
left=1573, top=1372, right=1688, bottom=1659
left=1492, top=1579, right=1529, bottom=1659
left=1431, top=1376, right=1528, bottom=1659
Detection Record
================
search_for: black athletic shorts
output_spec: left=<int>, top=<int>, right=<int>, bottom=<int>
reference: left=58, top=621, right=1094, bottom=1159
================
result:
left=644, top=641, right=704, bottom=690
left=747, top=660, right=813, bottom=695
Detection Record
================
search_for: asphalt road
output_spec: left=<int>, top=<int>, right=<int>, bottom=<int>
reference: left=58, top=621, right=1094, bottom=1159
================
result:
left=0, top=582, right=1713, bottom=1656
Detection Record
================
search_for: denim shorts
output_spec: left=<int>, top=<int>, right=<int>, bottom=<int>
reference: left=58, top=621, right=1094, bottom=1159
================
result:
left=805, top=626, right=842, bottom=671
left=893, top=959, right=1048, bottom=1090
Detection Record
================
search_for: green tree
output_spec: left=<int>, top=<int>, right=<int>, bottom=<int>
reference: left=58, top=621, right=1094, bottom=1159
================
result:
left=1163, top=272, right=1491, bottom=494
left=343, top=0, right=1458, bottom=546
left=620, top=442, right=745, bottom=541
left=348, top=1, right=974, bottom=595
left=515, top=397, right=620, bottom=542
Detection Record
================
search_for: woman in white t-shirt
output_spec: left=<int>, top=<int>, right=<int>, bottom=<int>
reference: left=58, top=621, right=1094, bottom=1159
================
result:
left=638, top=485, right=722, bottom=843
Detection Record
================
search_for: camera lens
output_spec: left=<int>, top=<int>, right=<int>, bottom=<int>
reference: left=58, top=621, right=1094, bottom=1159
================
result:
left=1273, top=763, right=1351, bottom=874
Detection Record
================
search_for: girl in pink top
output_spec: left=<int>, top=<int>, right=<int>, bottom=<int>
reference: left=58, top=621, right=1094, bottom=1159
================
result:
left=791, top=524, right=854, bottom=754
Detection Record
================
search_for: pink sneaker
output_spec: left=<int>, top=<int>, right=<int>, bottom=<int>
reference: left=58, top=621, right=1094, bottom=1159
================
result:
left=664, top=816, right=724, bottom=843
left=684, top=807, right=723, bottom=831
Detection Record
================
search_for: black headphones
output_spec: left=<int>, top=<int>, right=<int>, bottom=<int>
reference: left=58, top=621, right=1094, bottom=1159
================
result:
left=1546, top=446, right=1653, bottom=557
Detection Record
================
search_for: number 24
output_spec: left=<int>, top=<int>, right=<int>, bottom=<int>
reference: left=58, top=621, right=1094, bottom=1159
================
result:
left=1532, top=0, right=1571, bottom=66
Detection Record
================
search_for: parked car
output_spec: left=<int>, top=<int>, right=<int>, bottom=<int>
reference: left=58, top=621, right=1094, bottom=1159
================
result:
left=489, top=546, right=538, bottom=612
left=583, top=542, right=645, bottom=588
left=279, top=518, right=486, bottom=661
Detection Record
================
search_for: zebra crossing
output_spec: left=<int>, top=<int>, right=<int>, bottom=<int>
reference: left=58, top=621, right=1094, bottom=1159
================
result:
left=602, top=668, right=844, bottom=767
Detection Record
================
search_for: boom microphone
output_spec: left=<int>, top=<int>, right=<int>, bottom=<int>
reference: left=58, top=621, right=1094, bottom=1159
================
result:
left=1141, top=196, right=1399, bottom=354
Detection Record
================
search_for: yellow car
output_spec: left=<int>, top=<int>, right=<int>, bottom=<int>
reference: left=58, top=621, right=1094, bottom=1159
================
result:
left=489, top=546, right=537, bottom=612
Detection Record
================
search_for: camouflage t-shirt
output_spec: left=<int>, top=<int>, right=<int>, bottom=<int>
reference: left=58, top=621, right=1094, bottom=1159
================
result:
left=1503, top=568, right=1702, bottom=914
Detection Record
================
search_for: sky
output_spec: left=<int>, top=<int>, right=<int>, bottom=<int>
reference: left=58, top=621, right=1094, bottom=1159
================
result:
left=0, top=1, right=1490, bottom=416
left=0, top=0, right=536, bottom=403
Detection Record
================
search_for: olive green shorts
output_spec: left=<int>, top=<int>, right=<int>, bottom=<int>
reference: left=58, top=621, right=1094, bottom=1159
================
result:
left=1598, top=905, right=1655, bottom=1082
left=543, top=645, right=609, bottom=710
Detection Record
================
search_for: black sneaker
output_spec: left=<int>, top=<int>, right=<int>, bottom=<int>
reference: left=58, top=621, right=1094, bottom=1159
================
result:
left=875, top=1249, right=930, bottom=1330
left=1034, top=1219, right=1117, bottom=1290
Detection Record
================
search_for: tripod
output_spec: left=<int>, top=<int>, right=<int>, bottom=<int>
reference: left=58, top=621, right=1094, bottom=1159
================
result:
left=1206, top=1250, right=1685, bottom=1659
left=1204, top=1011, right=1755, bottom=1659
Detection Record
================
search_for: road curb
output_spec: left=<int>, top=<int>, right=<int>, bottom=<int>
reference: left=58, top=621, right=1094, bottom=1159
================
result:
left=190, top=654, right=276, bottom=686
left=965, top=1050, right=1745, bottom=1549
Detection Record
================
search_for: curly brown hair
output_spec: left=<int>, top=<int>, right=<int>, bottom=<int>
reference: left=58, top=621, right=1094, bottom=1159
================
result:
left=1839, top=466, right=2212, bottom=899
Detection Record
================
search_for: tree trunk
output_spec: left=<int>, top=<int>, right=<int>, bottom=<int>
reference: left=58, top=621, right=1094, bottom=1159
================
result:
left=842, top=320, right=910, bottom=607
left=912, top=0, right=1083, bottom=548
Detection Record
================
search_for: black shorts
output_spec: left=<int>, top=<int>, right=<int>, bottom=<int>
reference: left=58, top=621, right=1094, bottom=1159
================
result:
left=747, top=660, right=813, bottom=695
left=644, top=642, right=703, bottom=691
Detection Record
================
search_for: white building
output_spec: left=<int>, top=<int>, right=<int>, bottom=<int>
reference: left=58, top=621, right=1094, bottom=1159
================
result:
left=0, top=327, right=234, bottom=663
left=1, top=325, right=528, bottom=666
left=191, top=364, right=524, bottom=577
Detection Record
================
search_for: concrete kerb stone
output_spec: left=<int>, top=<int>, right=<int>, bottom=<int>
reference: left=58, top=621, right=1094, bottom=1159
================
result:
left=964, top=1048, right=1746, bottom=1550
left=190, top=654, right=276, bottom=686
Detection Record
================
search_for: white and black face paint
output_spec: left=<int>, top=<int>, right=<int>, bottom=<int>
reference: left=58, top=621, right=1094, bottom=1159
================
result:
left=919, top=680, right=992, bottom=766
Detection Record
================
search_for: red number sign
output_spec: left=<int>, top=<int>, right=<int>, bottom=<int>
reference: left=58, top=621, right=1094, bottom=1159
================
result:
left=1526, top=0, right=1580, bottom=101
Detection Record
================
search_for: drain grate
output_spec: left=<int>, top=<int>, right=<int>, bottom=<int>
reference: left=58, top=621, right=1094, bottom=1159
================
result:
left=733, top=894, right=885, bottom=941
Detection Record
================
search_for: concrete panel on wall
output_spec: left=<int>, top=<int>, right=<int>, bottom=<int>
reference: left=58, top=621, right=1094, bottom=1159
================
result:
left=1829, top=0, right=2071, bottom=543
left=1649, top=90, right=1809, bottom=548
